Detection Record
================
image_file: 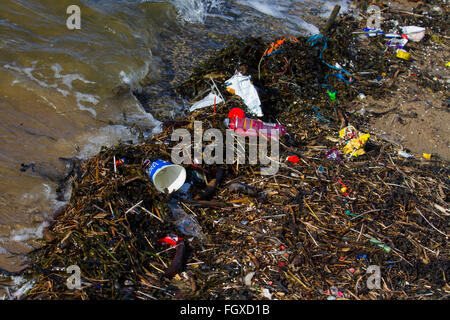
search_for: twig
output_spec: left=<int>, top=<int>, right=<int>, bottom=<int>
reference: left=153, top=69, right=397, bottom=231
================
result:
left=139, top=205, right=164, bottom=223
left=415, top=207, right=448, bottom=237
left=125, top=200, right=144, bottom=214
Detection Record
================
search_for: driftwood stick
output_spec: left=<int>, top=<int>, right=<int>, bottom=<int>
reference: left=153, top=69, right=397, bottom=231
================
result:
left=321, top=4, right=341, bottom=34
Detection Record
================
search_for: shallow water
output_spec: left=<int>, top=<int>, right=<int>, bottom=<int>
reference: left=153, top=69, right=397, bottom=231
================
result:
left=0, top=0, right=350, bottom=273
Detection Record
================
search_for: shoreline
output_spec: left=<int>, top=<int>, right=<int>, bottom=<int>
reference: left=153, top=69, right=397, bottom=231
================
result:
left=3, top=1, right=449, bottom=300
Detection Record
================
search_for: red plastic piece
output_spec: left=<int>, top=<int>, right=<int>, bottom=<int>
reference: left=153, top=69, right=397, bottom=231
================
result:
left=287, top=155, right=300, bottom=164
left=228, top=107, right=245, bottom=120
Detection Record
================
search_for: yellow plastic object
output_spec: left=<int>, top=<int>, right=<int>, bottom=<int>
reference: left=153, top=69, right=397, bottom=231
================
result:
left=396, top=49, right=411, bottom=61
left=339, top=126, right=370, bottom=157
left=343, top=133, right=371, bottom=157
left=339, top=126, right=358, bottom=140
left=423, top=153, right=432, bottom=160
left=446, top=62, right=450, bottom=68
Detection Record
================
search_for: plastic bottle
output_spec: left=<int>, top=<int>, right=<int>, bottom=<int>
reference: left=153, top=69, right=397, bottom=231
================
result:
left=223, top=117, right=286, bottom=139
left=168, top=199, right=205, bottom=240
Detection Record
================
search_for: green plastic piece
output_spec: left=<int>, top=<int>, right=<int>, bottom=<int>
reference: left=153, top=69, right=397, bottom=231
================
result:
left=327, top=90, right=336, bottom=101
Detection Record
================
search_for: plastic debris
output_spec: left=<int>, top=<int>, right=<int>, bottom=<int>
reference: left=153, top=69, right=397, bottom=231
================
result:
left=400, top=26, right=425, bottom=42
left=223, top=116, right=286, bottom=140
left=325, top=148, right=343, bottom=163
left=387, top=38, right=408, bottom=50
left=287, top=155, right=300, bottom=164
left=225, top=71, right=263, bottom=117
left=398, top=150, right=414, bottom=159
left=168, top=199, right=205, bottom=240
left=244, top=272, right=256, bottom=286
left=396, top=49, right=411, bottom=61
left=157, top=234, right=183, bottom=246
left=115, top=158, right=125, bottom=166
left=370, top=238, right=392, bottom=253
left=313, top=106, right=331, bottom=122
left=144, top=159, right=187, bottom=194
left=356, top=254, right=367, bottom=261
left=362, top=28, right=384, bottom=37
left=327, top=90, right=336, bottom=101
left=330, top=286, right=339, bottom=296
left=423, top=153, right=432, bottom=160
left=339, top=126, right=370, bottom=157
left=228, top=107, right=245, bottom=120
left=261, top=288, right=273, bottom=300
left=189, top=92, right=224, bottom=112
left=264, top=35, right=299, bottom=56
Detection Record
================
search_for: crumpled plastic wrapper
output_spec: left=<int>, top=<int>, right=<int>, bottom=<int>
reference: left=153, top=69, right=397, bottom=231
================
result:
left=339, top=125, right=370, bottom=157
left=225, top=71, right=263, bottom=117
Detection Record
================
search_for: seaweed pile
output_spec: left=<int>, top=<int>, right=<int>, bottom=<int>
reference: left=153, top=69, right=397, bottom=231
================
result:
left=18, top=6, right=449, bottom=300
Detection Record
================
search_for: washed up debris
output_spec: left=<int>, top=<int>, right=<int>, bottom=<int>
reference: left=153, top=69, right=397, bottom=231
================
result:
left=243, top=271, right=256, bottom=286
left=157, top=234, right=183, bottom=246
left=20, top=2, right=450, bottom=301
left=263, top=35, right=299, bottom=57
left=339, top=126, right=370, bottom=157
left=287, top=155, right=300, bottom=164
left=396, top=49, right=411, bottom=61
left=144, top=159, right=186, bottom=194
left=189, top=92, right=223, bottom=112
left=400, top=26, right=425, bottom=42
left=387, top=38, right=408, bottom=50
left=168, top=199, right=205, bottom=240
left=223, top=116, right=286, bottom=140
left=227, top=182, right=257, bottom=196
left=370, top=239, right=392, bottom=254
left=398, top=150, right=415, bottom=159
left=225, top=71, right=263, bottom=117
left=362, top=28, right=384, bottom=37
left=325, top=148, right=343, bottom=163
left=228, top=107, right=245, bottom=121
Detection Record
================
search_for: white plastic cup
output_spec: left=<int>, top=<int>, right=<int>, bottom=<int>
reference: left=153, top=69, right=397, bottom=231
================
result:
left=145, top=160, right=186, bottom=194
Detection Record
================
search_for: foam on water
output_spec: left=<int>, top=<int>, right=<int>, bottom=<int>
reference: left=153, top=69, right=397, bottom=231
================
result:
left=0, top=182, right=68, bottom=252
left=173, top=0, right=208, bottom=23
left=4, top=62, right=56, bottom=89
left=237, top=0, right=285, bottom=18
left=119, top=56, right=152, bottom=91
left=51, top=64, right=95, bottom=90
left=10, top=278, right=35, bottom=300
left=8, top=221, right=49, bottom=243
left=77, top=125, right=143, bottom=160
left=75, top=92, right=99, bottom=118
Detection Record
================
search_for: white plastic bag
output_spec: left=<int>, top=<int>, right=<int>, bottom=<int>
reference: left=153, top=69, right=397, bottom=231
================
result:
left=225, top=72, right=263, bottom=117
left=400, top=26, right=425, bottom=42
left=189, top=92, right=223, bottom=112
